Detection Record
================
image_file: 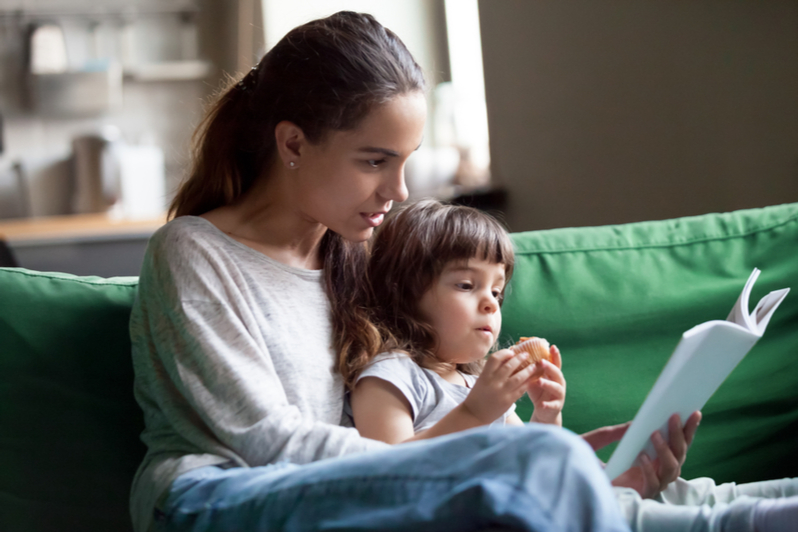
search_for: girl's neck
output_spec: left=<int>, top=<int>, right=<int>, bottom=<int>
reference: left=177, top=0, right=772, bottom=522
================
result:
left=436, top=362, right=468, bottom=387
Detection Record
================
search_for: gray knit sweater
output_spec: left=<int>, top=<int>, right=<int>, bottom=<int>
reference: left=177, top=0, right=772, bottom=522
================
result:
left=129, top=216, right=387, bottom=531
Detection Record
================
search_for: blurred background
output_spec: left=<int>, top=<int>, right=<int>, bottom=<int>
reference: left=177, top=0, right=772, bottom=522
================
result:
left=0, top=0, right=796, bottom=276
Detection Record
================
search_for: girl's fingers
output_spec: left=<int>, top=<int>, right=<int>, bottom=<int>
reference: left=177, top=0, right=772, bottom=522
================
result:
left=536, top=360, right=566, bottom=385
left=550, top=344, right=562, bottom=369
left=528, top=378, right=565, bottom=400
left=485, top=349, right=517, bottom=372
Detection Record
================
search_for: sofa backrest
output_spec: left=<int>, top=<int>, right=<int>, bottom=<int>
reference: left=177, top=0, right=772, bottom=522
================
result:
left=0, top=269, right=144, bottom=531
left=502, top=203, right=798, bottom=484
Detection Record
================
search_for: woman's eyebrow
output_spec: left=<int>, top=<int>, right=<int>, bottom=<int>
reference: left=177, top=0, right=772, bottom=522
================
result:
left=356, top=141, right=424, bottom=158
left=357, top=147, right=400, bottom=157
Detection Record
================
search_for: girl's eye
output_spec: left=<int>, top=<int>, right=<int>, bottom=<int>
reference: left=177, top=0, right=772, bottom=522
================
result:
left=492, top=289, right=501, bottom=299
left=456, top=282, right=473, bottom=291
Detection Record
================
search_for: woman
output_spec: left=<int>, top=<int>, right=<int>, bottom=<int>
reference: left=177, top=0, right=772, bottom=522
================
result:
left=130, top=11, right=692, bottom=531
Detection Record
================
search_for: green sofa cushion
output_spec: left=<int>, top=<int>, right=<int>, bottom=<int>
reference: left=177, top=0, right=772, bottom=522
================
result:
left=0, top=269, right=144, bottom=531
left=502, top=203, right=798, bottom=484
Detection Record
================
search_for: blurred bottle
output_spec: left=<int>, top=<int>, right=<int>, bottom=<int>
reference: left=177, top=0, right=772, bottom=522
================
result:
left=71, top=127, right=121, bottom=214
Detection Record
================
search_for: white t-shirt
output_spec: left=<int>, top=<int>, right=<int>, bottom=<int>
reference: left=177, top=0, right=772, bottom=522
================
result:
left=349, top=352, right=516, bottom=432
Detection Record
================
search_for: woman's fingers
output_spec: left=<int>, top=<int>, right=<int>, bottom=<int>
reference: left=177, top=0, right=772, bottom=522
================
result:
left=582, top=422, right=631, bottom=451
left=667, top=414, right=688, bottom=465
left=638, top=454, right=661, bottom=499
left=684, top=410, right=702, bottom=447
left=651, top=428, right=680, bottom=491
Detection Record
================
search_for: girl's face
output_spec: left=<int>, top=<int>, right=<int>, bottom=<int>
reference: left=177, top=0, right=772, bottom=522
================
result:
left=418, top=257, right=506, bottom=365
left=294, top=92, right=427, bottom=243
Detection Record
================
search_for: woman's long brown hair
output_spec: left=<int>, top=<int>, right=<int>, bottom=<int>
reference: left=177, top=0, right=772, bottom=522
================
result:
left=168, top=12, right=426, bottom=380
left=340, top=199, right=516, bottom=390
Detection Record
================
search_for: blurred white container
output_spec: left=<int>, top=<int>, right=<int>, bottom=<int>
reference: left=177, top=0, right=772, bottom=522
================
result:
left=116, top=145, right=165, bottom=219
left=404, top=146, right=460, bottom=198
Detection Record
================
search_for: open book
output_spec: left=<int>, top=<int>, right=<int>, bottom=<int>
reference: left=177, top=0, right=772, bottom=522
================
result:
left=604, top=268, right=790, bottom=480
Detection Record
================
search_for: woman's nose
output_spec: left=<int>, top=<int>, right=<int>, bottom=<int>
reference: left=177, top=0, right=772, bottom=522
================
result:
left=379, top=167, right=408, bottom=203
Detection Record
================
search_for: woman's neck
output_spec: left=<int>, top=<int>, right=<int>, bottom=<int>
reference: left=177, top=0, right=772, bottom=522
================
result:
left=201, top=170, right=327, bottom=270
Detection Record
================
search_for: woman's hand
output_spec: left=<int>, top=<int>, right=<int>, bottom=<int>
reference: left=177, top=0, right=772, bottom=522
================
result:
left=463, top=349, right=539, bottom=424
left=582, top=411, right=702, bottom=499
left=528, top=345, right=565, bottom=426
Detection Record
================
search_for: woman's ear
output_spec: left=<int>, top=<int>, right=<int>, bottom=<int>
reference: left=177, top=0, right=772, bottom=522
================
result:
left=274, top=121, right=305, bottom=170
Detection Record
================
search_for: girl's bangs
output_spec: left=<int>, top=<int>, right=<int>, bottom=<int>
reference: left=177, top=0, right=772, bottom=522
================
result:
left=433, top=210, right=515, bottom=274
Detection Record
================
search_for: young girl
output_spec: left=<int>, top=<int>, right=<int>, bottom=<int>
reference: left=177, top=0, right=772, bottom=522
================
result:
left=347, top=198, right=798, bottom=532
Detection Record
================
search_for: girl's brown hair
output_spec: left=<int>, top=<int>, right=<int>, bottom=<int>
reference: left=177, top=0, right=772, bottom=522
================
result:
left=340, top=199, right=515, bottom=390
left=168, top=12, right=425, bottom=378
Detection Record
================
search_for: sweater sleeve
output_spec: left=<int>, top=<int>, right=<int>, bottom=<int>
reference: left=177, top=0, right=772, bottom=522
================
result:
left=132, top=223, right=389, bottom=468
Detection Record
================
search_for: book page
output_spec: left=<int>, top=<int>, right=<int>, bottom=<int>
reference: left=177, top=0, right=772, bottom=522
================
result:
left=726, top=268, right=760, bottom=330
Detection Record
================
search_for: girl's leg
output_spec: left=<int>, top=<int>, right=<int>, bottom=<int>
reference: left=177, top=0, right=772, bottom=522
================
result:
left=155, top=424, right=629, bottom=531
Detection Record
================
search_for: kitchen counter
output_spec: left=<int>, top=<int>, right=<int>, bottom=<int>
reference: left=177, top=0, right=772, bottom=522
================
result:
left=0, top=212, right=167, bottom=277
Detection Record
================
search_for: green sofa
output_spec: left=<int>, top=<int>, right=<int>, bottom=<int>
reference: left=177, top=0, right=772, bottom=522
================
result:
left=1, top=203, right=797, bottom=531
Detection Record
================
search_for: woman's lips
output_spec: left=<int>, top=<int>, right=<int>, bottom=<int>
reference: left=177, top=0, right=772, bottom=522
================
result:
left=362, top=212, right=385, bottom=227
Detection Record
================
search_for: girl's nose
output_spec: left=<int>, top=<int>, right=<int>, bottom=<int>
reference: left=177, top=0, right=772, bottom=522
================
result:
left=482, top=295, right=499, bottom=314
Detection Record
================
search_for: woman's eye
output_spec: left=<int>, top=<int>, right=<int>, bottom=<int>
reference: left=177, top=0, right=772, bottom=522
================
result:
left=366, top=159, right=386, bottom=168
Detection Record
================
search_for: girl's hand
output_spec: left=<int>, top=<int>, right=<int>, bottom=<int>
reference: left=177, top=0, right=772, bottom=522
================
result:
left=528, top=345, right=565, bottom=426
left=582, top=411, right=702, bottom=499
left=463, top=349, right=540, bottom=425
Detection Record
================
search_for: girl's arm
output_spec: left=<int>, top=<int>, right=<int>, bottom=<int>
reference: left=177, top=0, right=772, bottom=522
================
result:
left=351, top=349, right=540, bottom=444
left=351, top=377, right=485, bottom=444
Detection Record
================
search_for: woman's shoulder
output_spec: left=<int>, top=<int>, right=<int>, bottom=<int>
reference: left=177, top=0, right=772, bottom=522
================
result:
left=150, top=216, right=219, bottom=251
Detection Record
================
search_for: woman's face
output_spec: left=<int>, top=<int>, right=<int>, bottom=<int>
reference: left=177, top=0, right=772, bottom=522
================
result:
left=294, top=92, right=427, bottom=242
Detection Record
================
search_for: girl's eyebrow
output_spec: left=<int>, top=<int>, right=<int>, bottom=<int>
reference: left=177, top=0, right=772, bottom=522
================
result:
left=444, top=265, right=506, bottom=282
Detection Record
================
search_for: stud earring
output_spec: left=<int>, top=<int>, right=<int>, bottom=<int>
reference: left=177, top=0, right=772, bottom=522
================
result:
left=289, top=161, right=296, bottom=168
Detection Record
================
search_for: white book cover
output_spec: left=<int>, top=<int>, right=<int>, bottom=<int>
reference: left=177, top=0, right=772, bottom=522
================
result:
left=604, top=268, right=790, bottom=480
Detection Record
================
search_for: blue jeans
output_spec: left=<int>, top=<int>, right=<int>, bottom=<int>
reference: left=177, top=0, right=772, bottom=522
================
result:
left=155, top=424, right=629, bottom=531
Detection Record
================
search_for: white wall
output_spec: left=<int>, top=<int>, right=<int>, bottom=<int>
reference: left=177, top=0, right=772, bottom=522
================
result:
left=479, top=0, right=797, bottom=231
